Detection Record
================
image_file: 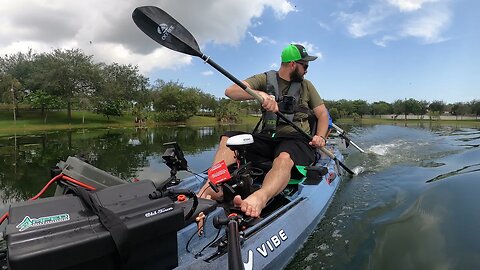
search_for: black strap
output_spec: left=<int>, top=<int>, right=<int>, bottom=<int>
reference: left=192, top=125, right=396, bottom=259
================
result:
left=263, top=70, right=304, bottom=129
left=73, top=187, right=130, bottom=269
left=262, top=70, right=279, bottom=133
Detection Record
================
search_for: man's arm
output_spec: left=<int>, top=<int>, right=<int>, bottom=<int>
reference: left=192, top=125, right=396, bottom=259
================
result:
left=309, top=103, right=329, bottom=148
left=225, top=82, right=278, bottom=112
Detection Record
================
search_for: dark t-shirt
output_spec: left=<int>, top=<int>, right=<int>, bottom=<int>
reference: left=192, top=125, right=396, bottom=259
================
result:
left=245, top=72, right=323, bottom=134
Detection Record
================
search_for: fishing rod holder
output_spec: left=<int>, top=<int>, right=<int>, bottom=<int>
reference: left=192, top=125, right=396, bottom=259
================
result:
left=162, top=142, right=188, bottom=186
left=213, top=214, right=246, bottom=270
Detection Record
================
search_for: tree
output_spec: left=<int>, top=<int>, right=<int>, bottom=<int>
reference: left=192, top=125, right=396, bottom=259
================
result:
left=98, top=63, right=148, bottom=101
left=0, top=50, right=37, bottom=116
left=151, top=81, right=201, bottom=121
left=329, top=107, right=340, bottom=121
left=198, top=92, right=218, bottom=115
left=352, top=99, right=370, bottom=118
left=390, top=98, right=423, bottom=120
left=0, top=75, right=22, bottom=118
left=403, top=98, right=418, bottom=118
left=451, top=102, right=470, bottom=120
left=428, top=100, right=445, bottom=114
left=417, top=100, right=429, bottom=119
left=392, top=99, right=405, bottom=119
left=95, top=100, right=124, bottom=119
left=239, top=100, right=260, bottom=116
left=25, top=90, right=64, bottom=123
left=371, top=101, right=393, bottom=116
left=32, top=49, right=100, bottom=122
left=335, top=99, right=355, bottom=117
left=96, top=63, right=148, bottom=119
left=470, top=100, right=480, bottom=120
left=215, top=98, right=241, bottom=123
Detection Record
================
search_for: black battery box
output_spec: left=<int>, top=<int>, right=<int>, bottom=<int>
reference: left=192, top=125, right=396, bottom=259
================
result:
left=5, top=180, right=184, bottom=270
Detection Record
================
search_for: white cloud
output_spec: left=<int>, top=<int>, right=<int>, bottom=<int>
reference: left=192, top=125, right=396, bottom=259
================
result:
left=400, top=6, right=451, bottom=43
left=248, top=32, right=277, bottom=44
left=373, top=35, right=398, bottom=47
left=0, top=0, right=295, bottom=75
left=248, top=32, right=264, bottom=44
left=317, top=21, right=332, bottom=31
left=337, top=4, right=389, bottom=38
left=336, top=0, right=451, bottom=46
left=387, top=0, right=439, bottom=12
left=201, top=70, right=214, bottom=76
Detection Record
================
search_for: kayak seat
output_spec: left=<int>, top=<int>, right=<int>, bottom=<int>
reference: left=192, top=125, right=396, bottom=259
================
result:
left=250, top=159, right=306, bottom=185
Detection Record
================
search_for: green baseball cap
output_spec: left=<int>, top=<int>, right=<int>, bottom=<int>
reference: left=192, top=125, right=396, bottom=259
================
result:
left=281, top=44, right=318, bottom=62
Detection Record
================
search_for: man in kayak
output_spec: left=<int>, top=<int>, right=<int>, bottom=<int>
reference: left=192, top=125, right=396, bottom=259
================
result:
left=199, top=44, right=329, bottom=217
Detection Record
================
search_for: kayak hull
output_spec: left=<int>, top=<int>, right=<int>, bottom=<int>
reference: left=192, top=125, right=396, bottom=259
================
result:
left=175, top=149, right=343, bottom=269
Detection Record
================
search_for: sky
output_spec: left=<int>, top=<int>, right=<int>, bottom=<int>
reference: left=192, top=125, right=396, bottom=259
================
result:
left=0, top=0, right=478, bottom=103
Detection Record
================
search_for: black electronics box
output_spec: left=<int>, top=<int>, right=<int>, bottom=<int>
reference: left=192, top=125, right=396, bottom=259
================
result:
left=5, top=180, right=184, bottom=270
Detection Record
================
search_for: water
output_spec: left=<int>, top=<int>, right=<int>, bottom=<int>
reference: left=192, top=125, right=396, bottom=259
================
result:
left=1, top=122, right=479, bottom=269
left=287, top=123, right=480, bottom=270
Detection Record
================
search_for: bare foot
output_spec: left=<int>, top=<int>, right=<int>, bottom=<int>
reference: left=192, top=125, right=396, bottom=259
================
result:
left=233, top=191, right=268, bottom=218
left=198, top=183, right=223, bottom=201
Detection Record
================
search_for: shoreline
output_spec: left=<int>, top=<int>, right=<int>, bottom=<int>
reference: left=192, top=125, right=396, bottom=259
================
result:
left=2, top=116, right=478, bottom=137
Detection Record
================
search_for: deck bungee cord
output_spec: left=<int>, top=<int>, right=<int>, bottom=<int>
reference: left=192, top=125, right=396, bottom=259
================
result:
left=0, top=173, right=96, bottom=225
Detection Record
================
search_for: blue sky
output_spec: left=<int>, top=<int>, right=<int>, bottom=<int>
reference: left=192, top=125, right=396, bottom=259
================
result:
left=1, top=0, right=478, bottom=103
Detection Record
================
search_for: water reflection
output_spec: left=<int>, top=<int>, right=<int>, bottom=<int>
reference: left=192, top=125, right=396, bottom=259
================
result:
left=0, top=125, right=252, bottom=205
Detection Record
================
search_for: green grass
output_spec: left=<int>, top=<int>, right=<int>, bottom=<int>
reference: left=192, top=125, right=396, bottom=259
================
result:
left=0, top=110, right=136, bottom=136
left=3, top=109, right=478, bottom=137
left=0, top=110, right=261, bottom=136
left=186, top=115, right=260, bottom=126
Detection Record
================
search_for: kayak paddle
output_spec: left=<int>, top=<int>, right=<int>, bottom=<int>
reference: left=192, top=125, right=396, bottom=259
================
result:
left=331, top=123, right=365, bottom=153
left=132, top=6, right=354, bottom=176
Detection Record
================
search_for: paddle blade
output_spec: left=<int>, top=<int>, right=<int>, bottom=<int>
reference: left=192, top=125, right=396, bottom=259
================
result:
left=132, top=6, right=202, bottom=57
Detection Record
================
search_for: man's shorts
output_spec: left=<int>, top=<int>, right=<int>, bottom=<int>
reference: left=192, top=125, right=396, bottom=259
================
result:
left=223, top=131, right=316, bottom=178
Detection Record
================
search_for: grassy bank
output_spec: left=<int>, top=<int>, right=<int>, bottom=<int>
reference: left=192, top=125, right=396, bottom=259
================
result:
left=2, top=109, right=478, bottom=137
left=0, top=110, right=261, bottom=136
left=0, top=110, right=137, bottom=136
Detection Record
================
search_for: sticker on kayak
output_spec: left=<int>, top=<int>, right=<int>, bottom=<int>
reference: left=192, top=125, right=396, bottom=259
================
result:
left=208, top=160, right=231, bottom=185
left=244, top=229, right=289, bottom=270
left=16, top=214, right=70, bottom=232
left=326, top=172, right=336, bottom=185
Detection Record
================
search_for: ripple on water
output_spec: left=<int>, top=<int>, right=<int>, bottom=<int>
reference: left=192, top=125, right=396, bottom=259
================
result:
left=332, top=230, right=342, bottom=238
left=304, top=253, right=318, bottom=261
left=286, top=125, right=480, bottom=270
left=317, top=243, right=329, bottom=251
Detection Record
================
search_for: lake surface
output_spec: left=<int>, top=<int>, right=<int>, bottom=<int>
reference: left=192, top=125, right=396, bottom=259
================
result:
left=1, top=122, right=479, bottom=269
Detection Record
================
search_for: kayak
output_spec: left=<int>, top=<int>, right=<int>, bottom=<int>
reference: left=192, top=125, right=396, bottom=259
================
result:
left=176, top=151, right=343, bottom=269
left=0, top=134, right=345, bottom=270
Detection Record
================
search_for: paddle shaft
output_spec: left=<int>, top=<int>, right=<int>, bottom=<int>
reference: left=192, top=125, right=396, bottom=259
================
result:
left=201, top=55, right=354, bottom=175
left=331, top=123, right=365, bottom=153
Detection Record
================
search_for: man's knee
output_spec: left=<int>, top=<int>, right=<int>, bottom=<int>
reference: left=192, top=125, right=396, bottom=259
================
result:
left=274, top=152, right=294, bottom=167
left=217, top=135, right=233, bottom=149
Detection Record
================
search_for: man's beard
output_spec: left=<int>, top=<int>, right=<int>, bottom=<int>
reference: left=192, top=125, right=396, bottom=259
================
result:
left=290, top=66, right=304, bottom=82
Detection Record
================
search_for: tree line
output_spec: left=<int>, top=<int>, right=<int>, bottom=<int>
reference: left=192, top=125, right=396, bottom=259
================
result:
left=325, top=99, right=480, bottom=121
left=1, top=49, right=479, bottom=124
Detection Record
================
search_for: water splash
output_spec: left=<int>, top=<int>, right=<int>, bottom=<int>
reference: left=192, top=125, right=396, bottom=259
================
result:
left=367, top=143, right=399, bottom=156
left=352, top=166, right=365, bottom=175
